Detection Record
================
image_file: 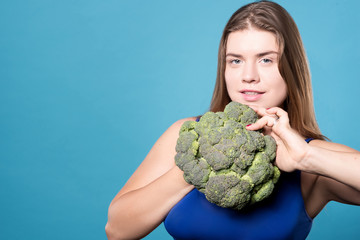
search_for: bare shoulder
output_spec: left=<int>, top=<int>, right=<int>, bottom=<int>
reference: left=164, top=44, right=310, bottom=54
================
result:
left=143, top=116, right=197, bottom=170
left=113, top=117, right=197, bottom=200
left=148, top=117, right=197, bottom=155
left=159, top=117, right=198, bottom=143
left=131, top=116, right=197, bottom=174
left=168, top=117, right=198, bottom=134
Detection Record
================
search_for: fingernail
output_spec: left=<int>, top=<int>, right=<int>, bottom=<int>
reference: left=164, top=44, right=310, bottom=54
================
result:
left=246, top=124, right=251, bottom=127
left=266, top=108, right=271, bottom=110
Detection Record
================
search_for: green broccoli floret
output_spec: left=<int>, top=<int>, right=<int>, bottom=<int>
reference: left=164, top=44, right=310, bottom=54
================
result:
left=175, top=101, right=280, bottom=210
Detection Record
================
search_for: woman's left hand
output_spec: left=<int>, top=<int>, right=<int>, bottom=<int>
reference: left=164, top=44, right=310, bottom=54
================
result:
left=246, top=106, right=310, bottom=172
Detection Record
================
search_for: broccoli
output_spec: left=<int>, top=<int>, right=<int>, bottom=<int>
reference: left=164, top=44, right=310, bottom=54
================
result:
left=175, top=101, right=280, bottom=210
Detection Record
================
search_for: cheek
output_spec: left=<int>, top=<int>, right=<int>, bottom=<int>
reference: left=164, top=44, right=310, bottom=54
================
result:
left=274, top=76, right=288, bottom=103
left=268, top=68, right=285, bottom=88
left=224, top=68, right=231, bottom=83
left=275, top=74, right=287, bottom=93
left=224, top=69, right=237, bottom=88
left=265, top=68, right=288, bottom=103
left=278, top=85, right=288, bottom=103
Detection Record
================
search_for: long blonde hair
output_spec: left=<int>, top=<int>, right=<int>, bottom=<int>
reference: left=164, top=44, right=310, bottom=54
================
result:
left=210, top=1, right=325, bottom=140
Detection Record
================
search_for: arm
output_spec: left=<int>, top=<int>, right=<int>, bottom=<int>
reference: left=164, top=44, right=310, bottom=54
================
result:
left=105, top=118, right=195, bottom=240
left=300, top=141, right=360, bottom=218
left=246, top=107, right=360, bottom=207
left=302, top=140, right=360, bottom=202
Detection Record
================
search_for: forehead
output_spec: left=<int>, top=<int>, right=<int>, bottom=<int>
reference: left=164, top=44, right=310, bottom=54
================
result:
left=226, top=29, right=279, bottom=54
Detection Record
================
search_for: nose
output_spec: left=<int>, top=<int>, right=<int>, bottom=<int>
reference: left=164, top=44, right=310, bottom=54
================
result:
left=242, top=62, right=260, bottom=83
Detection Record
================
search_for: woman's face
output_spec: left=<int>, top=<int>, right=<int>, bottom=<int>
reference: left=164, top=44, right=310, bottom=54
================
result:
left=225, top=29, right=287, bottom=109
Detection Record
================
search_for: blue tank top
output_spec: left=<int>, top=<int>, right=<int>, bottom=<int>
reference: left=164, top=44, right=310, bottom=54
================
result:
left=164, top=138, right=314, bottom=240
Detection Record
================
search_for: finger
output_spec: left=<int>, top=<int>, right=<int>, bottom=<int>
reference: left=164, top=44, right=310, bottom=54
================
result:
left=266, top=107, right=289, bottom=122
left=248, top=105, right=268, bottom=117
left=246, top=115, right=278, bottom=130
left=250, top=106, right=281, bottom=125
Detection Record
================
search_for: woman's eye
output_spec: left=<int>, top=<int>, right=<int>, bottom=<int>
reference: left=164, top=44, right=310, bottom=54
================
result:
left=261, top=58, right=272, bottom=64
left=231, top=59, right=241, bottom=64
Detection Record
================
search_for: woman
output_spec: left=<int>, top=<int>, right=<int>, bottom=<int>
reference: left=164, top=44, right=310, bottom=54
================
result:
left=105, top=1, right=360, bottom=239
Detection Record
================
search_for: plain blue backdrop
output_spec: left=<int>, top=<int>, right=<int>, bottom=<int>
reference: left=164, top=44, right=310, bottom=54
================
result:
left=1, top=0, right=359, bottom=239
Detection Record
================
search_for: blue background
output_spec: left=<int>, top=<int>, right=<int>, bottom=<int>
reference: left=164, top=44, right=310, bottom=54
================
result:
left=1, top=0, right=359, bottom=239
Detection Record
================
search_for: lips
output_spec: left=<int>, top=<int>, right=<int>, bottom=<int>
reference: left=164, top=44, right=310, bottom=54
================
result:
left=240, top=89, right=264, bottom=101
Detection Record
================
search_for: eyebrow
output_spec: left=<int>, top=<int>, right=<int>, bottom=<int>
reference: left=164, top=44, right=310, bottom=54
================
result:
left=226, top=51, right=279, bottom=58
